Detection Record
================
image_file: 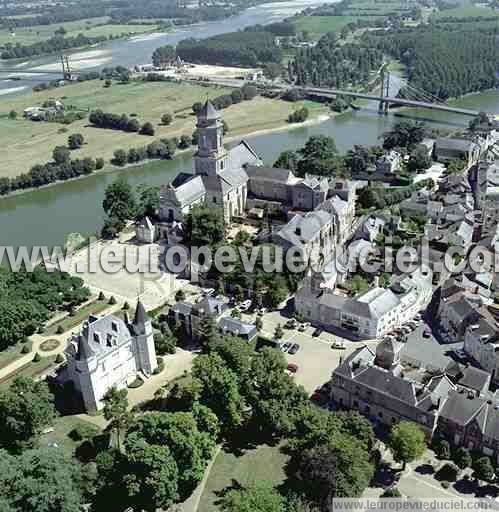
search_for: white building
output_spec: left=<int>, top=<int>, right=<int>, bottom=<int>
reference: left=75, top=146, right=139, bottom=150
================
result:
left=64, top=302, right=157, bottom=412
left=476, top=160, right=499, bottom=237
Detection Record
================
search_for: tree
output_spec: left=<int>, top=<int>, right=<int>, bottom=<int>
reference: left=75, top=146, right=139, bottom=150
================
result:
left=126, top=411, right=217, bottom=496
left=184, top=205, right=225, bottom=249
left=299, top=135, right=337, bottom=161
left=68, top=133, right=84, bottom=150
left=161, top=112, right=173, bottom=125
left=453, top=447, right=472, bottom=470
left=387, top=421, right=426, bottom=470
left=102, top=387, right=132, bottom=451
left=102, top=177, right=137, bottom=224
left=407, top=144, right=431, bottom=173
left=0, top=447, right=83, bottom=512
left=192, top=102, right=203, bottom=115
left=136, top=184, right=160, bottom=218
left=140, top=122, right=155, bottom=136
left=295, top=439, right=374, bottom=505
left=52, top=145, right=71, bottom=164
left=473, top=456, right=495, bottom=484
left=381, top=487, right=401, bottom=498
left=178, top=134, right=192, bottom=149
left=112, top=149, right=127, bottom=167
left=152, top=45, right=176, bottom=68
left=8, top=110, right=17, bottom=120
left=0, top=376, right=56, bottom=450
left=198, top=315, right=220, bottom=351
left=192, top=352, right=246, bottom=435
left=175, top=289, right=186, bottom=302
left=220, top=481, right=286, bottom=512
left=274, top=150, right=299, bottom=171
left=263, top=63, right=282, bottom=81
left=383, top=121, right=425, bottom=150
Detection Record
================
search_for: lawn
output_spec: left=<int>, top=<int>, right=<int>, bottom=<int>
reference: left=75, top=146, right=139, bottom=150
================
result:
left=0, top=18, right=159, bottom=47
left=0, top=339, right=32, bottom=370
left=0, top=354, right=57, bottom=388
left=39, top=415, right=102, bottom=458
left=44, top=299, right=111, bottom=336
left=1, top=79, right=328, bottom=179
left=198, top=443, right=290, bottom=512
left=432, top=4, right=499, bottom=19
left=292, top=15, right=364, bottom=38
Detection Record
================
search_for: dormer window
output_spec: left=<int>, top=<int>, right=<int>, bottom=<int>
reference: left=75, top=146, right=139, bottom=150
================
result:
left=111, top=321, right=118, bottom=333
left=93, top=332, right=101, bottom=344
left=107, top=333, right=113, bottom=347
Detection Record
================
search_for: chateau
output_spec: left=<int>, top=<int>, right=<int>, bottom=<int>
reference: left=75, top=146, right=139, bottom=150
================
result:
left=63, top=302, right=157, bottom=412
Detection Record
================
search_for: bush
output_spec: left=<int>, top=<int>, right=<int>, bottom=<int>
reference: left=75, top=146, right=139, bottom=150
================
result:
left=152, top=357, right=165, bottom=375
left=436, top=463, right=459, bottom=482
left=56, top=325, right=64, bottom=334
left=98, top=291, right=105, bottom=301
left=434, top=439, right=451, bottom=459
left=69, top=423, right=100, bottom=441
left=68, top=133, right=84, bottom=150
left=381, top=487, right=401, bottom=498
left=112, top=149, right=127, bottom=167
left=33, top=352, right=41, bottom=362
left=21, top=344, right=31, bottom=354
left=108, top=296, right=117, bottom=305
left=161, top=112, right=173, bottom=125
left=123, top=302, right=130, bottom=310
left=288, top=107, right=309, bottom=123
left=8, top=110, right=17, bottom=120
left=140, top=122, right=155, bottom=136
left=55, top=353, right=64, bottom=364
left=95, top=157, right=105, bottom=170
left=178, top=134, right=192, bottom=149
left=453, top=447, right=472, bottom=469
left=128, top=376, right=144, bottom=388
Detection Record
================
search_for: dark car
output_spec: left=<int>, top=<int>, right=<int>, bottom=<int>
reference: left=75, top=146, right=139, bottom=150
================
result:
left=423, top=329, right=431, bottom=338
left=312, top=327, right=323, bottom=337
left=288, top=343, right=300, bottom=355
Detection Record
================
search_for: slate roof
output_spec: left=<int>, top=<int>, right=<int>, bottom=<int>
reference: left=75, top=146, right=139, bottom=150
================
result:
left=218, top=316, right=257, bottom=338
left=276, top=210, right=332, bottom=247
left=165, top=174, right=206, bottom=205
left=228, top=140, right=262, bottom=170
left=458, top=366, right=491, bottom=394
left=435, top=137, right=475, bottom=153
left=198, top=100, right=220, bottom=120
left=439, top=390, right=485, bottom=426
left=246, top=165, right=295, bottom=184
left=192, top=296, right=226, bottom=317
left=72, top=314, right=132, bottom=361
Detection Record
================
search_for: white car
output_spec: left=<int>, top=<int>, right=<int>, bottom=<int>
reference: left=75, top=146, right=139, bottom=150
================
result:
left=238, top=299, right=252, bottom=311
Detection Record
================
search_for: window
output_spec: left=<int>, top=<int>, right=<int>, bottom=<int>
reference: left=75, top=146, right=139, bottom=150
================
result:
left=111, top=321, right=118, bottom=333
left=93, top=332, right=100, bottom=343
left=220, top=160, right=224, bottom=170
left=213, top=197, right=217, bottom=203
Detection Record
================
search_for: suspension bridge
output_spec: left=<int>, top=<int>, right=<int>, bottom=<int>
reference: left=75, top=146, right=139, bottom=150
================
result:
left=0, top=54, right=75, bottom=80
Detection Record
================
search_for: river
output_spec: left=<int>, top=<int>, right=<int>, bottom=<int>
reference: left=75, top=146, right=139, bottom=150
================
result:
left=0, top=0, right=337, bottom=96
left=0, top=1, right=497, bottom=251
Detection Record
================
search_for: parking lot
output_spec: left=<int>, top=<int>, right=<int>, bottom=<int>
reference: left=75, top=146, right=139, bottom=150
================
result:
left=239, top=309, right=377, bottom=394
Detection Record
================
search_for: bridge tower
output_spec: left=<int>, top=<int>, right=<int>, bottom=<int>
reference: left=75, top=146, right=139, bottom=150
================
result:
left=378, top=66, right=390, bottom=115
left=60, top=54, right=73, bottom=81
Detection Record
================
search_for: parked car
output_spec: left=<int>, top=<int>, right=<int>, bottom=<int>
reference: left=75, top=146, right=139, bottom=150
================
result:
left=281, top=342, right=292, bottom=352
left=298, top=322, right=310, bottom=332
left=287, top=362, right=299, bottom=373
left=288, top=343, right=300, bottom=355
left=257, top=307, right=267, bottom=316
left=203, top=288, right=215, bottom=297
left=312, top=327, right=323, bottom=337
left=422, top=329, right=431, bottom=338
left=238, top=299, right=252, bottom=311
left=285, top=318, right=297, bottom=329
left=331, top=341, right=346, bottom=350
left=453, top=348, right=467, bottom=361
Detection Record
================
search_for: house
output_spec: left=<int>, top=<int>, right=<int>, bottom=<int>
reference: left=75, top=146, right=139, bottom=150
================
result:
left=168, top=296, right=257, bottom=342
left=273, top=210, right=335, bottom=259
left=475, top=160, right=499, bottom=237
left=295, top=266, right=433, bottom=339
left=437, top=293, right=480, bottom=342
left=330, top=341, right=449, bottom=436
left=376, top=150, right=402, bottom=175
left=464, top=310, right=499, bottom=382
left=63, top=302, right=157, bottom=412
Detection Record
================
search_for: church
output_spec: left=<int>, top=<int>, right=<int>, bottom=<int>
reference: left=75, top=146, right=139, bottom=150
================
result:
left=159, top=100, right=262, bottom=223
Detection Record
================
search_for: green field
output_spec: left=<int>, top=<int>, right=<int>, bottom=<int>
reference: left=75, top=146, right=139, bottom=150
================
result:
left=432, top=4, right=499, bottom=19
left=1, top=79, right=327, bottom=179
left=0, top=18, right=159, bottom=47
left=198, top=443, right=289, bottom=512
left=292, top=15, right=364, bottom=37
left=39, top=415, right=102, bottom=458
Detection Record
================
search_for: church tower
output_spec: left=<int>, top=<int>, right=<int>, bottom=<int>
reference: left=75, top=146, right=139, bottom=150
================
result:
left=194, top=100, right=229, bottom=176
